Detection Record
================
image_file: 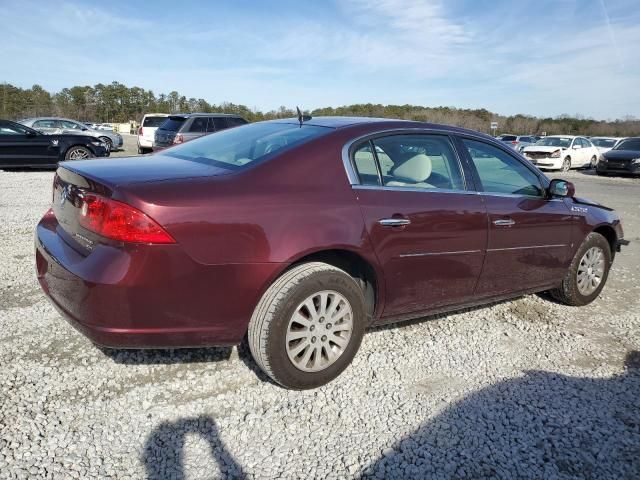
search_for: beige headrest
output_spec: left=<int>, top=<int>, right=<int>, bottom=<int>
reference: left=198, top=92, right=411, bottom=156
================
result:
left=392, top=154, right=432, bottom=183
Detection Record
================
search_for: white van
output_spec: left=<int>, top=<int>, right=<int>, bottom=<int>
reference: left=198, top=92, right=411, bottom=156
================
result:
left=137, top=113, right=169, bottom=154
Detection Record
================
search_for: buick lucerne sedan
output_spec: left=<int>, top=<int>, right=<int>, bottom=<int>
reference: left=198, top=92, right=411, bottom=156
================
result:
left=35, top=117, right=627, bottom=389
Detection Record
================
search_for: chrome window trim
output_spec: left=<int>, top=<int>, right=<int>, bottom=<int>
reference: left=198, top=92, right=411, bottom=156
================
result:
left=341, top=127, right=481, bottom=189
left=353, top=185, right=477, bottom=195
left=399, top=249, right=481, bottom=258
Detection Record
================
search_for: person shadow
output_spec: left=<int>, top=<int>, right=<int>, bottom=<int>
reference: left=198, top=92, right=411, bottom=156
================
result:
left=142, top=415, right=246, bottom=479
left=361, top=351, right=640, bottom=479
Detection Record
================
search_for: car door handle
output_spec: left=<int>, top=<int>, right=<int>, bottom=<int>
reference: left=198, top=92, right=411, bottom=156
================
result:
left=493, top=218, right=516, bottom=226
left=379, top=218, right=411, bottom=227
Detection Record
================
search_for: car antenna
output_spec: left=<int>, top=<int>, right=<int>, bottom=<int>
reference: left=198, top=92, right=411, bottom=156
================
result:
left=296, top=106, right=312, bottom=127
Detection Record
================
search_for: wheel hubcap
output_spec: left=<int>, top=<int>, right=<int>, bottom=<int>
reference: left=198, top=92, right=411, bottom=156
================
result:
left=69, top=148, right=89, bottom=159
left=576, top=246, right=605, bottom=295
left=286, top=290, right=353, bottom=372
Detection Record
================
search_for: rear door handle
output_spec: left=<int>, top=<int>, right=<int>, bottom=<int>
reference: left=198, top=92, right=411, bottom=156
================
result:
left=379, top=218, right=411, bottom=227
left=493, top=218, right=516, bottom=226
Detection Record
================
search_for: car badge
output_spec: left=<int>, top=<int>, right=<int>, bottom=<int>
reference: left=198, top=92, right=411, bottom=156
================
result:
left=51, top=139, right=59, bottom=146
left=60, top=185, right=71, bottom=207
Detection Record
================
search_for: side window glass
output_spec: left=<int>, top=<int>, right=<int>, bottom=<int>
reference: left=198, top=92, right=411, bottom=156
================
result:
left=372, top=134, right=465, bottom=190
left=463, top=139, right=544, bottom=197
left=189, top=117, right=208, bottom=133
left=207, top=117, right=228, bottom=132
left=34, top=120, right=57, bottom=128
left=60, top=120, right=81, bottom=129
left=227, top=117, right=247, bottom=128
left=352, top=142, right=380, bottom=186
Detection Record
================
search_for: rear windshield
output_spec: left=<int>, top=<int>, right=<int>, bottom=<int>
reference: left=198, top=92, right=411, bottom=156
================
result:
left=498, top=135, right=517, bottom=141
left=158, top=116, right=187, bottom=131
left=163, top=122, right=331, bottom=170
left=614, top=139, right=640, bottom=151
left=142, top=116, right=168, bottom=127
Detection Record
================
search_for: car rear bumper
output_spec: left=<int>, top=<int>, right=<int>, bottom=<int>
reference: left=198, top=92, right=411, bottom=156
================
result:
left=35, top=212, right=283, bottom=349
left=137, top=137, right=153, bottom=148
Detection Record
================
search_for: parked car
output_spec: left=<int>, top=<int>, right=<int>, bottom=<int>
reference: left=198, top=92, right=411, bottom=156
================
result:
left=523, top=135, right=599, bottom=171
left=590, top=137, right=624, bottom=161
left=597, top=137, right=640, bottom=176
left=35, top=117, right=627, bottom=389
left=153, top=113, right=248, bottom=150
left=0, top=119, right=109, bottom=168
left=137, top=113, right=169, bottom=154
left=20, top=117, right=123, bottom=151
left=496, top=134, right=536, bottom=152
left=83, top=122, right=99, bottom=129
left=95, top=123, right=114, bottom=131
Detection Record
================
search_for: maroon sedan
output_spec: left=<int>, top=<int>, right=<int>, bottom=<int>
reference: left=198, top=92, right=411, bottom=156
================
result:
left=35, top=117, right=627, bottom=389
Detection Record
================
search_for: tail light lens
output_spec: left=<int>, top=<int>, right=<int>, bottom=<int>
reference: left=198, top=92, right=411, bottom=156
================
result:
left=511, top=141, right=519, bottom=144
left=174, top=134, right=184, bottom=144
left=138, top=127, right=143, bottom=136
left=78, top=194, right=175, bottom=244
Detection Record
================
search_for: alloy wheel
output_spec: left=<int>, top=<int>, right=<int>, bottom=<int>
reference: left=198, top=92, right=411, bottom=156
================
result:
left=68, top=147, right=90, bottom=160
left=576, top=246, right=605, bottom=296
left=286, top=290, right=353, bottom=372
left=562, top=158, right=571, bottom=172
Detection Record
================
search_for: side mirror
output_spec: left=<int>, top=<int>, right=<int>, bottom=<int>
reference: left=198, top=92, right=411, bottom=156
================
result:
left=81, top=127, right=88, bottom=131
left=548, top=179, right=575, bottom=198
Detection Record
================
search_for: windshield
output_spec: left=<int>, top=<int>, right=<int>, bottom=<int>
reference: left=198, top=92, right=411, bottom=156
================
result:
left=614, top=139, right=640, bottom=151
left=591, top=138, right=617, bottom=148
left=163, top=122, right=332, bottom=170
left=535, top=137, right=572, bottom=148
left=143, top=116, right=168, bottom=127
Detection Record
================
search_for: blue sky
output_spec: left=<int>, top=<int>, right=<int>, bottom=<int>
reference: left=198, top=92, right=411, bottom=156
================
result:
left=1, top=0, right=638, bottom=119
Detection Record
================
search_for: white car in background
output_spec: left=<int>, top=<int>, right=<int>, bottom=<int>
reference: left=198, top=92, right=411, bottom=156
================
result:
left=137, top=113, right=169, bottom=154
left=590, top=137, right=624, bottom=161
left=522, top=135, right=600, bottom=171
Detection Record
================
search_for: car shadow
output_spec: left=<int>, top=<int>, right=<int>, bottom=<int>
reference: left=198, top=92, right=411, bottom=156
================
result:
left=142, top=415, right=246, bottom=479
left=359, top=350, right=640, bottom=479
left=99, top=346, right=234, bottom=365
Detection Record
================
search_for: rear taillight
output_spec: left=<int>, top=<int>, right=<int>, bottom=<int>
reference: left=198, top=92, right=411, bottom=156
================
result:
left=138, top=127, right=143, bottom=136
left=78, top=194, right=175, bottom=244
left=512, top=141, right=519, bottom=144
left=174, top=134, right=184, bottom=144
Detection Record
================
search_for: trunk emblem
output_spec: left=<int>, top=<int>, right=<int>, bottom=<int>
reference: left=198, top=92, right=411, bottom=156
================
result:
left=60, top=185, right=71, bottom=207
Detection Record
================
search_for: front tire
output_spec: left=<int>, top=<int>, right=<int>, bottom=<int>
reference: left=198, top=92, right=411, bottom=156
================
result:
left=248, top=262, right=366, bottom=389
left=561, top=157, right=571, bottom=172
left=99, top=136, right=113, bottom=151
left=550, top=232, right=611, bottom=306
left=589, top=156, right=597, bottom=169
left=65, top=146, right=93, bottom=160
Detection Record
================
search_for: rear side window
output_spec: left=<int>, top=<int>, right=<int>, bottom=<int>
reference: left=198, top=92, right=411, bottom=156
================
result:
left=367, top=134, right=465, bottom=191
left=463, top=139, right=543, bottom=197
left=353, top=143, right=380, bottom=186
left=207, top=117, right=228, bottom=132
left=142, top=116, right=168, bottom=127
left=33, top=119, right=57, bottom=128
left=159, top=117, right=187, bottom=132
left=189, top=117, right=208, bottom=133
left=227, top=117, right=248, bottom=127
left=499, top=135, right=517, bottom=142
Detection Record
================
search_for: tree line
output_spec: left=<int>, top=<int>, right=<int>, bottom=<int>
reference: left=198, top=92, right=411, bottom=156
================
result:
left=2, top=81, right=638, bottom=137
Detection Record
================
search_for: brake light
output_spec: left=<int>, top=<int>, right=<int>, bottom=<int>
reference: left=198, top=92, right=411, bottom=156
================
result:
left=138, top=127, right=143, bottom=136
left=78, top=194, right=175, bottom=244
left=174, top=134, right=184, bottom=144
left=512, top=141, right=519, bottom=144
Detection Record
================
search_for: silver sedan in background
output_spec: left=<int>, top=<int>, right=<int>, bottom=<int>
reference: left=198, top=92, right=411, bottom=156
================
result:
left=19, top=117, right=123, bottom=151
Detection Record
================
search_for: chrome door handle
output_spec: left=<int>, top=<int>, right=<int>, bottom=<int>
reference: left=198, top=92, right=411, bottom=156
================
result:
left=379, top=218, right=411, bottom=227
left=493, top=219, right=516, bottom=226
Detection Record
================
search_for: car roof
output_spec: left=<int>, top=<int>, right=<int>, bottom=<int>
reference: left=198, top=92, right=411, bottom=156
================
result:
left=142, top=113, right=170, bottom=117
left=269, top=116, right=496, bottom=139
left=169, top=113, right=244, bottom=118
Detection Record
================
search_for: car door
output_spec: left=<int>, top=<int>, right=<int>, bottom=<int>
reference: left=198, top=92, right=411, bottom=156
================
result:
left=350, top=133, right=488, bottom=318
left=0, top=121, right=53, bottom=167
left=459, top=137, right=574, bottom=295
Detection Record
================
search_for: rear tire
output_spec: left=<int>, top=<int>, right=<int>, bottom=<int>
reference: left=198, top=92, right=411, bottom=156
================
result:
left=589, top=156, right=597, bottom=169
left=248, top=262, right=366, bottom=389
left=65, top=146, right=92, bottom=160
left=550, top=232, right=611, bottom=306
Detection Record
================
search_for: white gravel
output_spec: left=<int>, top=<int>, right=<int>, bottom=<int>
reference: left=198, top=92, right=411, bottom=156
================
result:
left=1, top=169, right=639, bottom=479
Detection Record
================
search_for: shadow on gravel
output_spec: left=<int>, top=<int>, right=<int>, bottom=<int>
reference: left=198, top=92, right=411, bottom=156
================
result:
left=361, top=351, right=640, bottom=479
left=99, top=346, right=234, bottom=365
left=143, top=415, right=246, bottom=479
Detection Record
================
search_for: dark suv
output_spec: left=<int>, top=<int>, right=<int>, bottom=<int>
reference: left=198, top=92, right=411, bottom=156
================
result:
left=153, top=113, right=247, bottom=150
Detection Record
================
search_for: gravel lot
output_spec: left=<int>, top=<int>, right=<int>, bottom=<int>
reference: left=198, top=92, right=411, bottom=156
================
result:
left=1, top=166, right=639, bottom=479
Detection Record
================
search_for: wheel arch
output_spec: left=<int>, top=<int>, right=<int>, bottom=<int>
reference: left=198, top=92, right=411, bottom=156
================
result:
left=593, top=224, right=618, bottom=258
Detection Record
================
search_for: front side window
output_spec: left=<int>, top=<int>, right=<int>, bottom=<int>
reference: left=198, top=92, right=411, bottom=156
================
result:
left=463, top=139, right=543, bottom=197
left=59, top=120, right=82, bottom=130
left=33, top=119, right=57, bottom=129
left=368, top=134, right=465, bottom=190
left=164, top=122, right=331, bottom=170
